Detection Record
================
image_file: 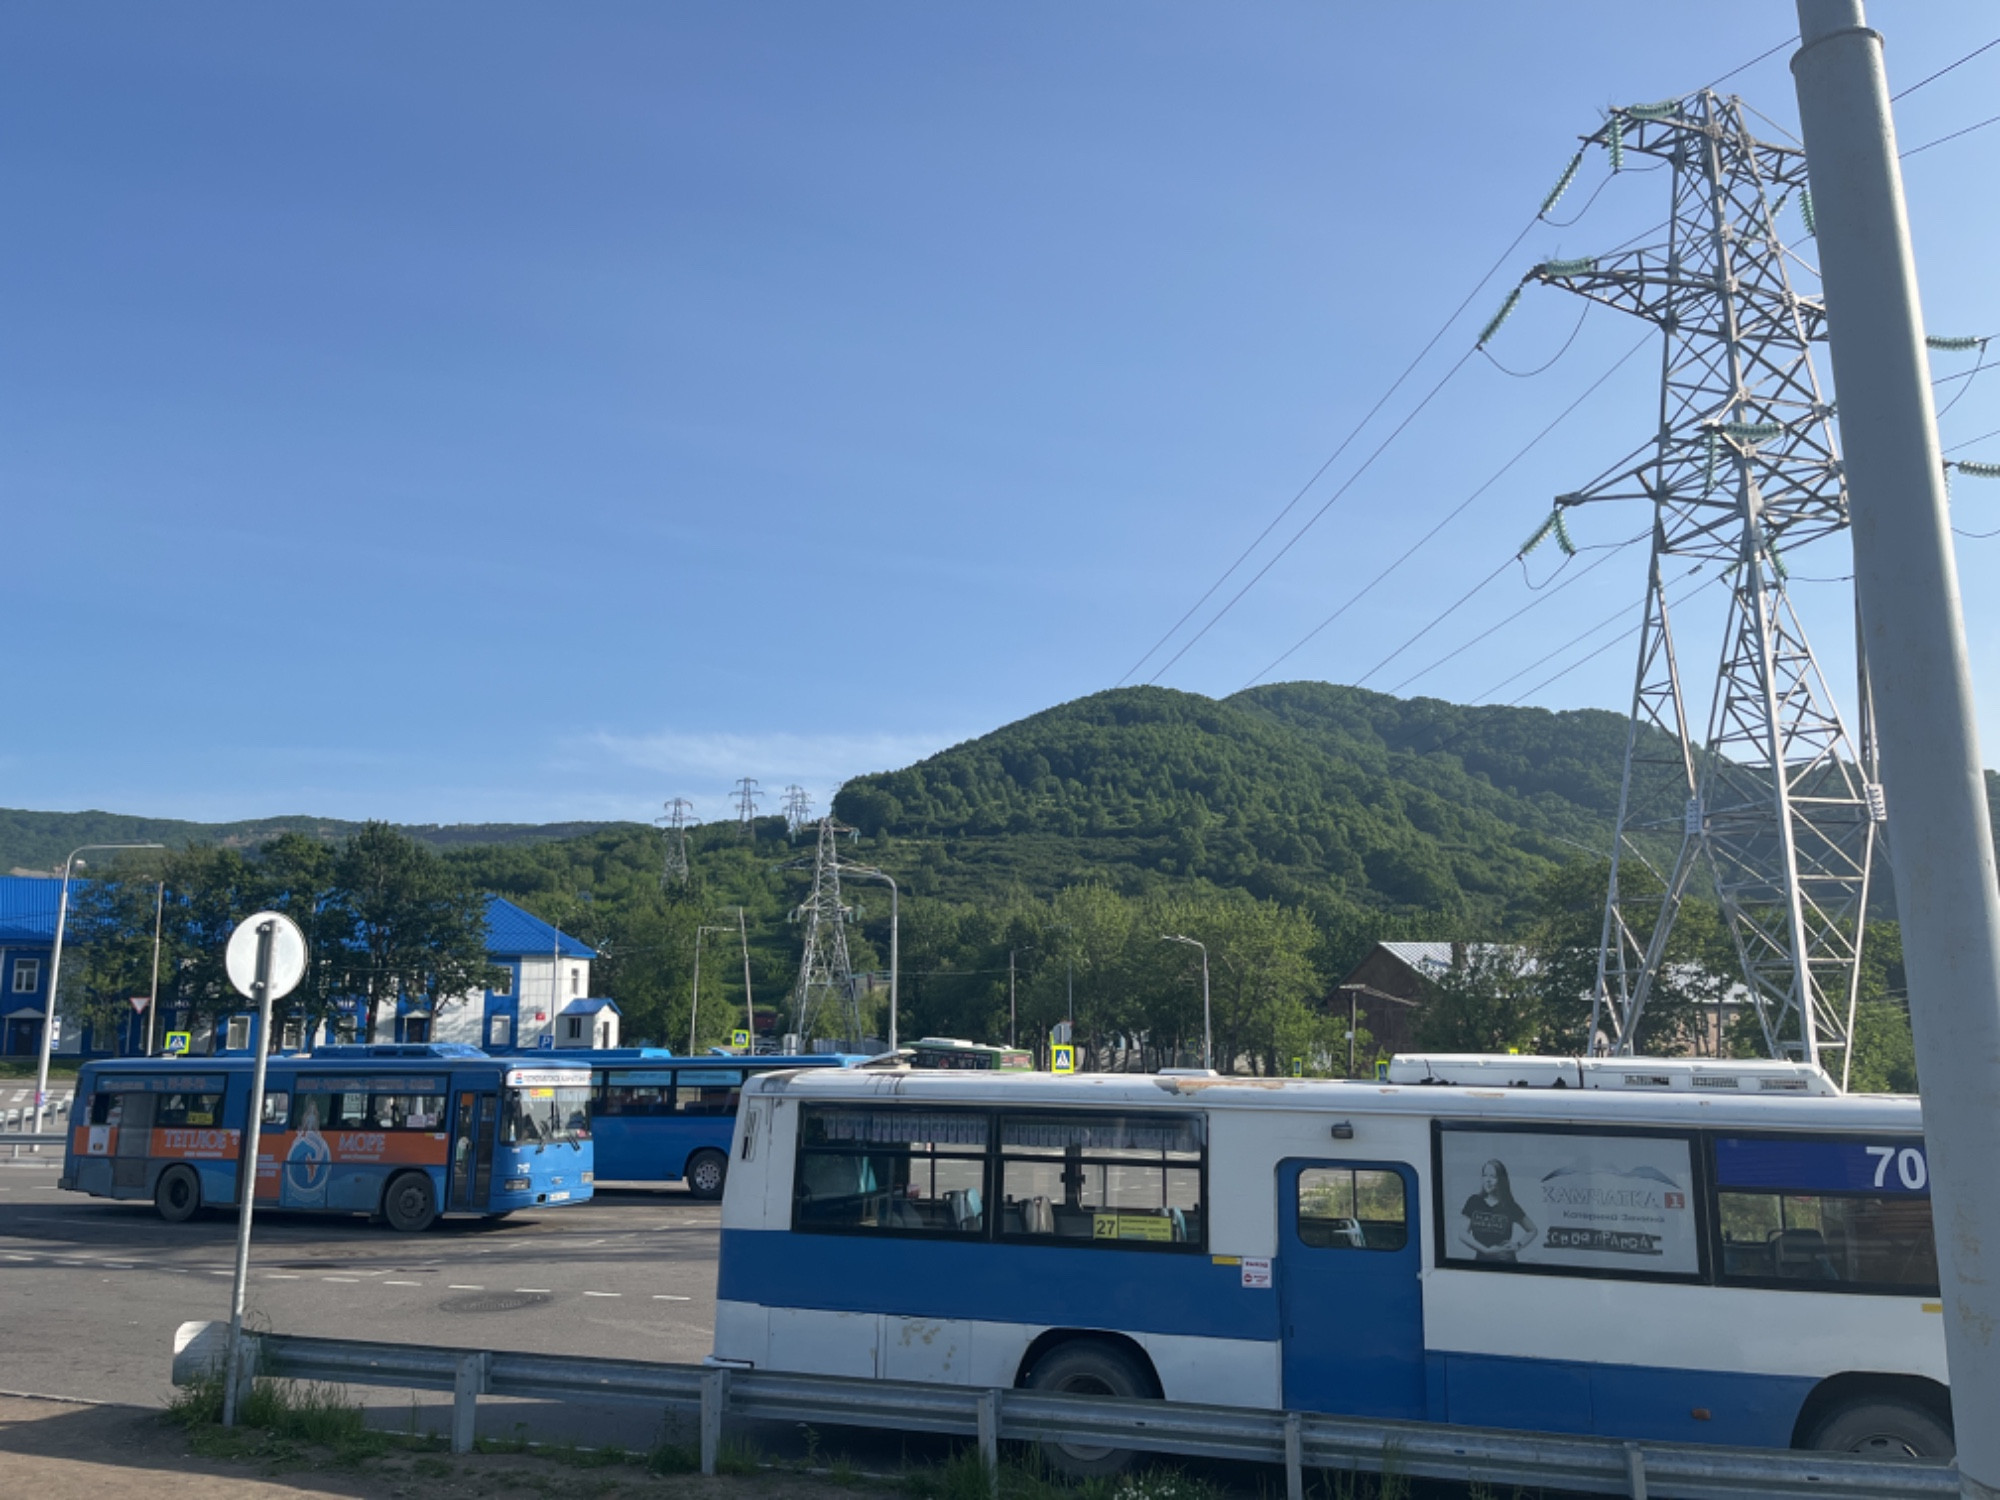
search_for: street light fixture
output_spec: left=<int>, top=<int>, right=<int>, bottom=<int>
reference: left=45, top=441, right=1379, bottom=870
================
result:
left=1161, top=934, right=1213, bottom=1073
left=36, top=842, right=166, bottom=1133
left=837, top=863, right=898, bottom=1052
left=689, top=923, right=734, bottom=1054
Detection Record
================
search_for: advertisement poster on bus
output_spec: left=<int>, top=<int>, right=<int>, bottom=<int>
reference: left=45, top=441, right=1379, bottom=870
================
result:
left=1439, top=1129, right=1698, bottom=1275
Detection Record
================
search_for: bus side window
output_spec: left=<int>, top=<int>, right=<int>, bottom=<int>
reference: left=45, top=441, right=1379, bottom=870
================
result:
left=1298, top=1167, right=1407, bottom=1251
left=678, top=1071, right=743, bottom=1117
left=793, top=1104, right=988, bottom=1236
left=262, top=1092, right=290, bottom=1126
left=156, top=1092, right=224, bottom=1127
left=598, top=1070, right=675, bottom=1117
left=1717, top=1189, right=1937, bottom=1290
left=997, top=1112, right=1205, bottom=1250
left=367, top=1093, right=447, bottom=1130
left=90, top=1093, right=129, bottom=1127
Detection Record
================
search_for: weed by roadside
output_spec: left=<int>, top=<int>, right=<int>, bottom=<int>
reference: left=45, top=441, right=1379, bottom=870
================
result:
left=897, top=1448, right=1228, bottom=1500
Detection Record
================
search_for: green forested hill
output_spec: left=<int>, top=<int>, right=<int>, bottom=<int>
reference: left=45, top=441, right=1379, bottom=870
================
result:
left=829, top=684, right=1666, bottom=924
left=0, top=808, right=618, bottom=876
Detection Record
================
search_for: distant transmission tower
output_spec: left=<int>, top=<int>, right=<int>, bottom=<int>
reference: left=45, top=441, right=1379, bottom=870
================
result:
left=1517, top=91, right=1879, bottom=1084
left=655, top=798, right=694, bottom=888
left=781, top=785, right=813, bottom=839
left=732, top=777, right=761, bottom=838
left=790, top=818, right=862, bottom=1049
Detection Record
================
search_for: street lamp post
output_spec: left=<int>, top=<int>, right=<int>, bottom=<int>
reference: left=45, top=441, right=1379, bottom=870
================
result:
left=839, top=864, right=898, bottom=1052
left=35, top=842, right=165, bottom=1133
left=689, top=924, right=732, bottom=1054
left=1161, top=934, right=1212, bottom=1072
left=145, top=879, right=165, bottom=1057
left=1007, top=945, right=1037, bottom=1048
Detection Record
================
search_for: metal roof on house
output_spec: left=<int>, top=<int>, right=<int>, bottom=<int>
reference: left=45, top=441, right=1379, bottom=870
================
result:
left=484, top=895, right=595, bottom=959
left=0, top=876, right=74, bottom=945
left=1375, top=940, right=1532, bottom=977
left=559, top=997, right=621, bottom=1015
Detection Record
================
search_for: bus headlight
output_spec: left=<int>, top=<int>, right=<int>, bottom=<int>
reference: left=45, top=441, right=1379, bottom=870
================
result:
left=503, top=1177, right=531, bottom=1192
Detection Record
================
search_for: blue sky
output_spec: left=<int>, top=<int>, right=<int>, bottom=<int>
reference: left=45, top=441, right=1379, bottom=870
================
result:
left=3, top=4, right=1996, bottom=826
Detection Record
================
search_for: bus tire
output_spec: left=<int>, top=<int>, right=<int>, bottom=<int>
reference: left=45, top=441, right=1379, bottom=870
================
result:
left=685, top=1150, right=728, bottom=1201
left=1023, top=1338, right=1154, bottom=1477
left=155, top=1165, right=201, bottom=1224
left=1807, top=1396, right=1954, bottom=1460
left=382, top=1172, right=439, bottom=1234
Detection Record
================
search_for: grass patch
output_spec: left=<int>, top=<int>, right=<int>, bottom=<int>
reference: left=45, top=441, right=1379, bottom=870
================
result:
left=897, top=1447, right=1227, bottom=1500
left=166, top=1370, right=385, bottom=1467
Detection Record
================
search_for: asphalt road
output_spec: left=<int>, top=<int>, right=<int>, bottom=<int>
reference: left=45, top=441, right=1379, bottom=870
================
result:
left=0, top=1159, right=721, bottom=1410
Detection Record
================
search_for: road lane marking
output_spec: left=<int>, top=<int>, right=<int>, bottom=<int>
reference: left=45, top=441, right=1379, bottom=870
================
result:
left=448, top=1284, right=484, bottom=1290
left=268, top=1274, right=301, bottom=1280
left=583, top=1291, right=619, bottom=1298
left=514, top=1287, right=550, bottom=1294
left=653, top=1295, right=691, bottom=1301
left=384, top=1279, right=421, bottom=1286
left=323, top=1276, right=359, bottom=1283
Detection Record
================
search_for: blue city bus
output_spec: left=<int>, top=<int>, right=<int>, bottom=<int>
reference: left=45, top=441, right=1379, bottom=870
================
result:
left=60, top=1043, right=594, bottom=1232
left=589, top=1049, right=862, bottom=1199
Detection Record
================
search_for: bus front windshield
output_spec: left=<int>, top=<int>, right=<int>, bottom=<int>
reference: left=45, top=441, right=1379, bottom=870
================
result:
left=504, top=1085, right=592, bottom=1148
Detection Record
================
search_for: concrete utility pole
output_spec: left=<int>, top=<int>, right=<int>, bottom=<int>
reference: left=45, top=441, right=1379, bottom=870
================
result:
left=1793, top=5, right=2000, bottom=1491
left=36, top=842, right=163, bottom=1131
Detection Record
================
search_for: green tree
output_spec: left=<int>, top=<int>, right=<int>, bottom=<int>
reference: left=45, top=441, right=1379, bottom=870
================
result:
left=1413, top=944, right=1545, bottom=1054
left=331, top=823, right=495, bottom=1040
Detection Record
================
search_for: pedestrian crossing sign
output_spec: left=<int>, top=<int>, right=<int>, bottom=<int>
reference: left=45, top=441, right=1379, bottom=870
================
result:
left=1051, top=1044, right=1075, bottom=1074
left=164, top=1031, right=191, bottom=1056
left=731, top=1029, right=751, bottom=1051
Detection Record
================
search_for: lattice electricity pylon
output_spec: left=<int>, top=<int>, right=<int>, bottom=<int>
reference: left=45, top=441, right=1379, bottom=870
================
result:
left=732, top=777, right=761, bottom=838
left=781, top=785, right=813, bottom=839
left=1513, top=91, right=1881, bottom=1085
left=790, top=817, right=863, bottom=1048
left=655, top=798, right=694, bottom=888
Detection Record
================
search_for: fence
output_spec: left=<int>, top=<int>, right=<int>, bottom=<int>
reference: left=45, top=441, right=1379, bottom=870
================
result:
left=170, top=1321, right=1957, bottom=1500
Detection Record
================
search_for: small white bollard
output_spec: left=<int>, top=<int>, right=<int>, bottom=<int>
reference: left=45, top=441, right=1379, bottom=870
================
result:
left=452, top=1352, right=490, bottom=1454
left=976, top=1388, right=1001, bottom=1497
left=699, top=1367, right=729, bottom=1476
left=1624, top=1441, right=1648, bottom=1500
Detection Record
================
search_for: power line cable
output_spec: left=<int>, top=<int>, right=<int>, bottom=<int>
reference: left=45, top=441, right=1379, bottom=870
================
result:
left=1705, top=37, right=1796, bottom=92
left=1495, top=572, right=1724, bottom=706
left=1148, top=343, right=1479, bottom=685
left=1892, top=34, right=2000, bottom=101
left=1902, top=111, right=2000, bottom=159
left=1386, top=530, right=1646, bottom=696
left=1246, top=329, right=1654, bottom=691
left=1114, top=215, right=1545, bottom=687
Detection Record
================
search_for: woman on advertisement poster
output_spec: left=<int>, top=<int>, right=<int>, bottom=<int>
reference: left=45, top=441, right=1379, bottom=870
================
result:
left=1458, top=1158, right=1538, bottom=1261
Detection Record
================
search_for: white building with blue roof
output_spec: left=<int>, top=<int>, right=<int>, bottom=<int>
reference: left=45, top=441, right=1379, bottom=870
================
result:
left=375, top=894, right=603, bottom=1053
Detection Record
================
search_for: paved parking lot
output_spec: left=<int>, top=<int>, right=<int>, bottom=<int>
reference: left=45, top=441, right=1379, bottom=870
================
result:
left=0, top=1164, right=721, bottom=1409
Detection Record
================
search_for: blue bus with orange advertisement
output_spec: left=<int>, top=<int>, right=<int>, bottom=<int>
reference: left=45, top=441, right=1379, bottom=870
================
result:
left=60, top=1043, right=593, bottom=1231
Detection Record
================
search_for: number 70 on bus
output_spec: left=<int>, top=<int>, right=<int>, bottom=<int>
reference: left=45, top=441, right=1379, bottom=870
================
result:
left=1867, top=1144, right=1928, bottom=1191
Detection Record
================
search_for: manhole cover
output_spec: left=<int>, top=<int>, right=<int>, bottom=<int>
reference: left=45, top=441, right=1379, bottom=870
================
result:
left=440, top=1291, right=552, bottom=1314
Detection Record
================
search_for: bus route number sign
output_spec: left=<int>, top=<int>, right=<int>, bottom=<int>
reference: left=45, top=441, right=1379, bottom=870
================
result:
left=1051, top=1044, right=1076, bottom=1075
left=164, top=1031, right=191, bottom=1056
left=732, top=1029, right=751, bottom=1051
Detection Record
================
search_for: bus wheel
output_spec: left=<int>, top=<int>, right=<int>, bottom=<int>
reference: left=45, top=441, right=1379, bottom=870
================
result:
left=1808, top=1397, right=1954, bottom=1460
left=383, top=1172, right=438, bottom=1233
left=685, top=1150, right=728, bottom=1201
left=155, top=1165, right=201, bottom=1224
left=1024, top=1339, right=1153, bottom=1477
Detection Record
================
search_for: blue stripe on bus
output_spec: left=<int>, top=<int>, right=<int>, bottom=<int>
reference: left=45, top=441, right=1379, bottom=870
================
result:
left=1433, top=1350, right=1815, bottom=1448
left=1714, top=1136, right=1929, bottom=1195
left=718, top=1228, right=1283, bottom=1345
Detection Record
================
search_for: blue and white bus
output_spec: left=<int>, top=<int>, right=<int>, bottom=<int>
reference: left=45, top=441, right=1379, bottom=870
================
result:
left=62, top=1044, right=594, bottom=1231
left=588, top=1050, right=862, bottom=1199
left=712, top=1057, right=1947, bottom=1474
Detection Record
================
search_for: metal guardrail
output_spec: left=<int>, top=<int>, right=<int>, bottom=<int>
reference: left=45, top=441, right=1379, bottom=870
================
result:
left=170, top=1321, right=1958, bottom=1499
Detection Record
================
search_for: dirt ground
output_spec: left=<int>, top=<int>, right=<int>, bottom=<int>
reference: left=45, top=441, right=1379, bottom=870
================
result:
left=0, top=1394, right=879, bottom=1500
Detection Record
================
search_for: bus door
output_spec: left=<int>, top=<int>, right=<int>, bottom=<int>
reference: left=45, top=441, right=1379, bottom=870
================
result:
left=1278, top=1160, right=1426, bottom=1419
left=449, top=1089, right=498, bottom=1211
left=113, top=1090, right=155, bottom=1191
